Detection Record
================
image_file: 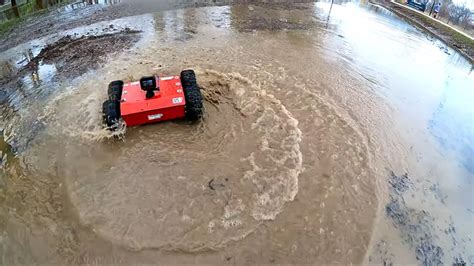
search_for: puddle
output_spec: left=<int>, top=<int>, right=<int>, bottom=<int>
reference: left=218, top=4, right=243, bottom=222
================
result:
left=0, top=1, right=472, bottom=264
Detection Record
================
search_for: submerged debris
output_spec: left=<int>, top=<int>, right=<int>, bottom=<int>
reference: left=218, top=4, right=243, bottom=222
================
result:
left=385, top=200, right=407, bottom=227
left=415, top=239, right=444, bottom=266
left=385, top=172, right=445, bottom=266
left=388, top=171, right=411, bottom=195
left=453, top=257, right=467, bottom=266
left=208, top=178, right=227, bottom=191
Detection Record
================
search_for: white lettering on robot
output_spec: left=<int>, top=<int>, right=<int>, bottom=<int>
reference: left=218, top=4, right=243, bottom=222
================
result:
left=172, top=97, right=183, bottom=104
left=148, top=113, right=163, bottom=120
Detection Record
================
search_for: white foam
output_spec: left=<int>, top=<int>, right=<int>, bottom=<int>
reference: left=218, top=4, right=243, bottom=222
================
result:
left=45, top=69, right=304, bottom=252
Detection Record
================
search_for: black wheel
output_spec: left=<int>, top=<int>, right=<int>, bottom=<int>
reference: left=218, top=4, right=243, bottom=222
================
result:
left=110, top=80, right=124, bottom=87
left=180, top=70, right=203, bottom=121
left=103, top=99, right=121, bottom=129
left=108, top=80, right=124, bottom=102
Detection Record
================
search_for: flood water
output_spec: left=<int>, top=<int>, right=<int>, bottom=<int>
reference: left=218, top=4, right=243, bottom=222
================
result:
left=0, top=1, right=473, bottom=264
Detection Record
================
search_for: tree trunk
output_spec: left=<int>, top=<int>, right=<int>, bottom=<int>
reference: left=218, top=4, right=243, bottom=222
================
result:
left=429, top=1, right=435, bottom=15
left=11, top=0, right=20, bottom=18
left=36, top=0, right=44, bottom=9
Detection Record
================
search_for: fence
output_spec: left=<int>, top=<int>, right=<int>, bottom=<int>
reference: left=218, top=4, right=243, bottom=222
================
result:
left=0, top=0, right=77, bottom=22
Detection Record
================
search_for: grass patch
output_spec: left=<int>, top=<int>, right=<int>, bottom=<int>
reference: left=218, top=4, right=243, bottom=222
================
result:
left=413, top=11, right=474, bottom=48
left=0, top=17, right=26, bottom=35
left=0, top=0, right=73, bottom=37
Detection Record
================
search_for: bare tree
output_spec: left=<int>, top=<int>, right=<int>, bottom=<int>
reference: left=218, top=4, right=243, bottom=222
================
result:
left=36, top=0, right=44, bottom=9
left=11, top=0, right=20, bottom=18
left=447, top=4, right=469, bottom=25
left=458, top=9, right=473, bottom=29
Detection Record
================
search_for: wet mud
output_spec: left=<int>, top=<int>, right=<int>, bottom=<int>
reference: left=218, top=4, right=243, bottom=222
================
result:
left=0, top=0, right=315, bottom=52
left=233, top=11, right=312, bottom=32
left=1, top=29, right=141, bottom=87
left=0, top=1, right=473, bottom=265
left=22, top=29, right=141, bottom=78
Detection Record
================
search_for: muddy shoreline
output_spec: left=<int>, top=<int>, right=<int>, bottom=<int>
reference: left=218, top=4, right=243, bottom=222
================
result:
left=4, top=0, right=472, bottom=64
left=0, top=0, right=315, bottom=53
left=370, top=0, right=474, bottom=64
left=1, top=29, right=140, bottom=87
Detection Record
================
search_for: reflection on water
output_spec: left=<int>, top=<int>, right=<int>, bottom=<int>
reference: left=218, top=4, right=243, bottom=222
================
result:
left=0, top=45, right=57, bottom=113
left=320, top=1, right=474, bottom=173
left=429, top=79, right=474, bottom=173
left=318, top=2, right=473, bottom=263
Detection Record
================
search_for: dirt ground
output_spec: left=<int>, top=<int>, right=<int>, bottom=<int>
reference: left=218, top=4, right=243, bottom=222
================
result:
left=0, top=0, right=314, bottom=53
left=0, top=29, right=140, bottom=87
left=4, top=0, right=471, bottom=61
left=26, top=29, right=140, bottom=73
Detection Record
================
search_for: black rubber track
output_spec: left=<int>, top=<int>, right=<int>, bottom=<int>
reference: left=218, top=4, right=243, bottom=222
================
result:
left=108, top=80, right=124, bottom=102
left=180, top=70, right=203, bottom=121
left=102, top=99, right=121, bottom=128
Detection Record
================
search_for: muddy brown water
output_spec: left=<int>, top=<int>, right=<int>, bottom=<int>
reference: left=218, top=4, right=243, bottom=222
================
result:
left=0, top=1, right=473, bottom=265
